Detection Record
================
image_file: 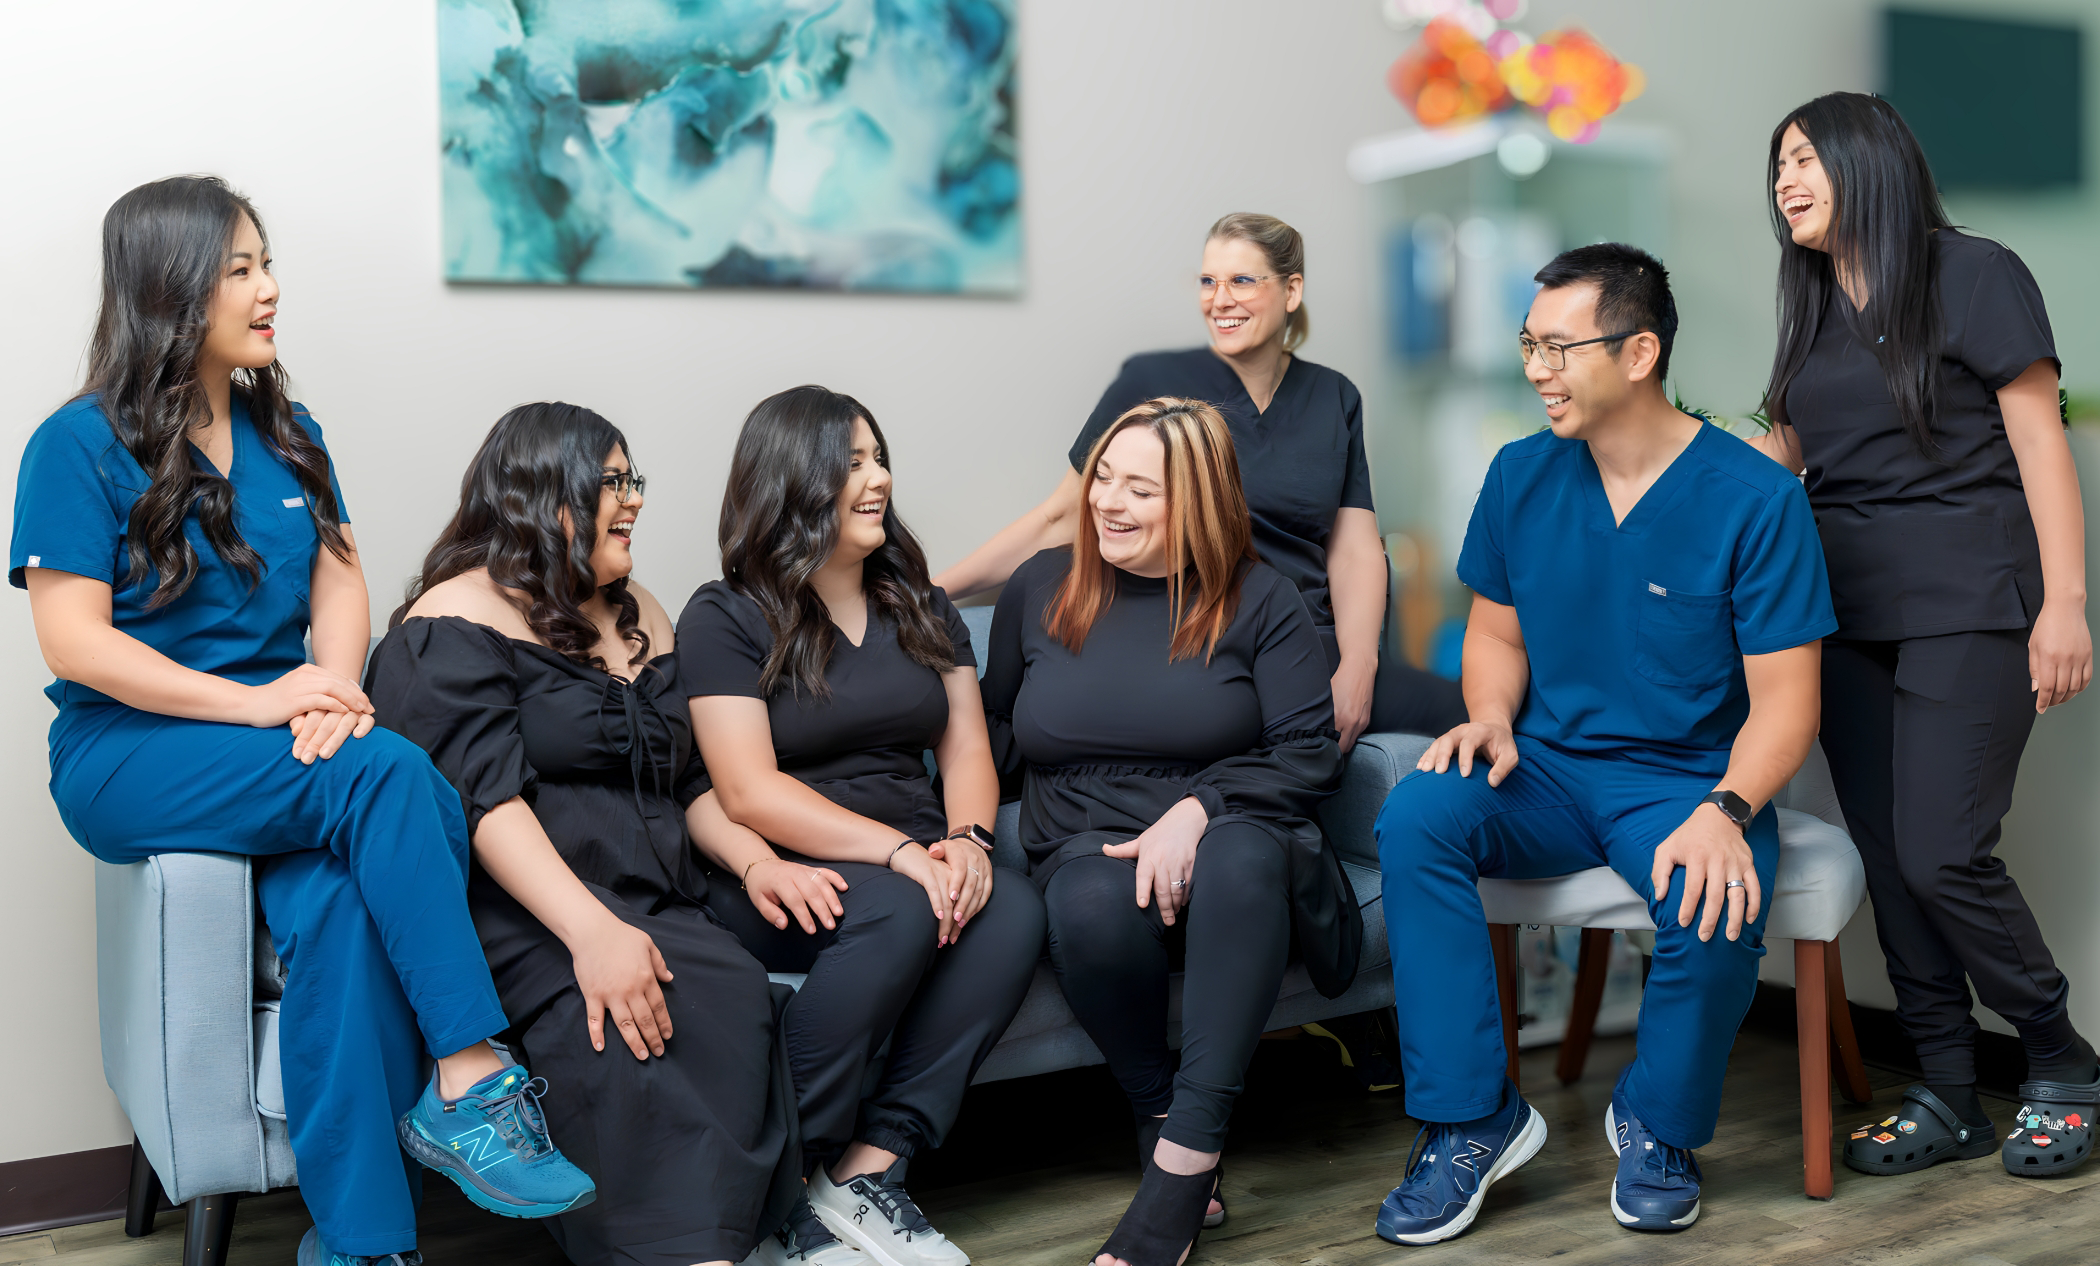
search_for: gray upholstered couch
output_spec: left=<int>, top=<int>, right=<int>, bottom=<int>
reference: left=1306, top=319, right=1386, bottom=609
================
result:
left=97, top=612, right=1428, bottom=1265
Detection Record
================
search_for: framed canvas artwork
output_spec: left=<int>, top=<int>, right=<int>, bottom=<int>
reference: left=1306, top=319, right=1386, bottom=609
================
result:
left=440, top=0, right=1020, bottom=292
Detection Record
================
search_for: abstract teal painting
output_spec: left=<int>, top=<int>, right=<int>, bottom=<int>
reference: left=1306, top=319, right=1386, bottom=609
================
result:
left=439, top=0, right=1020, bottom=291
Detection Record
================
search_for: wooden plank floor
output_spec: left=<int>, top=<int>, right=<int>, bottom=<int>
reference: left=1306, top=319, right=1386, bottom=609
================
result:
left=9, top=1027, right=2097, bottom=1266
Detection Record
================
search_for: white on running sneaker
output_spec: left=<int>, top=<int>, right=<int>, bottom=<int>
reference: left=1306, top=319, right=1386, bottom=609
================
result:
left=744, top=1198, right=866, bottom=1266
left=807, top=1160, right=969, bottom=1266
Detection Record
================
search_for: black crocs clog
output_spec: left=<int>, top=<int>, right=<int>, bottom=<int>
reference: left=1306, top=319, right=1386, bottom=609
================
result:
left=2002, top=1075, right=2099, bottom=1178
left=1842, top=1086, right=1996, bottom=1176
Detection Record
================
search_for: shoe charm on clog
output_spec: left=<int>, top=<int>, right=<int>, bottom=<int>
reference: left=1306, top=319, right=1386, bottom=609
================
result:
left=1897, top=1120, right=1917, bottom=1134
left=1872, top=1131, right=1896, bottom=1143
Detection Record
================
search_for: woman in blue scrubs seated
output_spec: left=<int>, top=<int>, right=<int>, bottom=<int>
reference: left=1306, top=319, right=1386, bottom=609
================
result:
left=1754, top=93, right=2096, bottom=1179
left=366, top=404, right=796, bottom=1266
left=679, top=386, right=1046, bottom=1266
left=10, top=177, right=593, bottom=1266
left=937, top=212, right=1466, bottom=749
left=1372, top=245, right=1834, bottom=1243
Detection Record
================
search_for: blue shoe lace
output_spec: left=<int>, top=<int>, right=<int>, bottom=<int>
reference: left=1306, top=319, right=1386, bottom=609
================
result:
left=471, top=1074, right=557, bottom=1160
left=1390, top=1120, right=1478, bottom=1215
left=1623, top=1129, right=1702, bottom=1196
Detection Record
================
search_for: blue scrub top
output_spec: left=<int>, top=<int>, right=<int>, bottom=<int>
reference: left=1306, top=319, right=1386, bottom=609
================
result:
left=10, top=394, right=349, bottom=710
left=1457, top=420, right=1836, bottom=778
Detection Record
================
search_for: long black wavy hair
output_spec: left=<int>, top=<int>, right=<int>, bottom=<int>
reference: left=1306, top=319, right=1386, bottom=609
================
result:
left=395, top=402, right=646, bottom=671
left=82, top=175, right=347, bottom=606
left=719, top=385, right=952, bottom=698
left=1763, top=92, right=1952, bottom=459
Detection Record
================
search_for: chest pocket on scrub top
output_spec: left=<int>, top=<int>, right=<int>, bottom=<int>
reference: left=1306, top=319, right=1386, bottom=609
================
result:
left=1632, top=584, right=1735, bottom=691
left=241, top=492, right=319, bottom=603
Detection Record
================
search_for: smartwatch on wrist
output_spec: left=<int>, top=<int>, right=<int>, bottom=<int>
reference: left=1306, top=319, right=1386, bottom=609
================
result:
left=1700, top=789, right=1754, bottom=834
left=946, top=823, right=996, bottom=852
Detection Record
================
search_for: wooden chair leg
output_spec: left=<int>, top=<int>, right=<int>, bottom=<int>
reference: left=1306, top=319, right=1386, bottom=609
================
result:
left=182, top=1193, right=239, bottom=1266
left=1824, top=938, right=1873, bottom=1105
left=1794, top=940, right=1834, bottom=1199
left=1489, top=923, right=1521, bottom=1089
left=124, top=1136, right=163, bottom=1238
left=1555, top=927, right=1614, bottom=1086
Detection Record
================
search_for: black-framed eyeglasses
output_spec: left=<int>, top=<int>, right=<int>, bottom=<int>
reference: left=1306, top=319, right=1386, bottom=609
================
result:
left=601, top=470, right=646, bottom=502
left=1198, top=273, right=1278, bottom=298
left=1518, top=329, right=1641, bottom=372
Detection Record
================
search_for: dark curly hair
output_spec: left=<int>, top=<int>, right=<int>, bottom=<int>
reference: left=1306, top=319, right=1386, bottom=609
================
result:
left=395, top=402, right=645, bottom=671
left=719, top=385, right=952, bottom=698
left=81, top=175, right=348, bottom=607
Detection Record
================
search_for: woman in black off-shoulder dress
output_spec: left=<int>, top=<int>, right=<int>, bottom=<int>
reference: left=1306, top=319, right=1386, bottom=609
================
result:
left=368, top=403, right=801, bottom=1266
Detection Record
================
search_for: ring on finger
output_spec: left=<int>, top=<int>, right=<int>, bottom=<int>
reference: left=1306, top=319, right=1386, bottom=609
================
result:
left=1170, top=879, right=1186, bottom=888
left=1724, top=879, right=1746, bottom=890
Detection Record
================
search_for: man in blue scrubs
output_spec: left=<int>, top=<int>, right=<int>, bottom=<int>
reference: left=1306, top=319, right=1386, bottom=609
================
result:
left=1372, top=244, right=1835, bottom=1243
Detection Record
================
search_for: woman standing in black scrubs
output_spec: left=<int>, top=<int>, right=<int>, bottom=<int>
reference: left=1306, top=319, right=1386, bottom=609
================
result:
left=1754, top=92, right=2095, bottom=1178
left=983, top=399, right=1351, bottom=1266
left=937, top=213, right=1464, bottom=747
left=366, top=404, right=800, bottom=1266
left=678, top=385, right=1046, bottom=1266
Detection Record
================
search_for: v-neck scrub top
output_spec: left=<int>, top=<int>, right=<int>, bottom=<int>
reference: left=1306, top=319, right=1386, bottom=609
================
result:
left=1070, top=348, right=1374, bottom=634
left=1783, top=230, right=2059, bottom=640
left=1458, top=422, right=1837, bottom=778
left=675, top=581, right=975, bottom=842
left=10, top=394, right=347, bottom=706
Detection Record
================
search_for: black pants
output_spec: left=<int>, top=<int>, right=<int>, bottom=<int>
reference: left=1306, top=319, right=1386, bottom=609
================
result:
left=1821, top=630, right=2078, bottom=1086
left=1042, top=822, right=1292, bottom=1152
left=705, top=858, right=1045, bottom=1166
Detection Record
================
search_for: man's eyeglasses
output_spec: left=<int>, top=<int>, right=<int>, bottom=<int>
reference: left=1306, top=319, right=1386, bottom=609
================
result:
left=1518, top=329, right=1640, bottom=372
left=1198, top=273, right=1278, bottom=299
left=601, top=470, right=646, bottom=502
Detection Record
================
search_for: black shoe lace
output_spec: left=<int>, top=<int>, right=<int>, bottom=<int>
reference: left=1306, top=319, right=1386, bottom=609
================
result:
left=853, top=1174, right=935, bottom=1237
left=477, top=1075, right=555, bottom=1159
left=778, top=1200, right=840, bottom=1260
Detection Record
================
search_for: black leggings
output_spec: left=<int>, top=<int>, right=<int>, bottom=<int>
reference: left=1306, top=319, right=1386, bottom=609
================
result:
left=1043, top=822, right=1292, bottom=1152
left=705, top=858, right=1046, bottom=1166
left=1821, top=631, right=2081, bottom=1086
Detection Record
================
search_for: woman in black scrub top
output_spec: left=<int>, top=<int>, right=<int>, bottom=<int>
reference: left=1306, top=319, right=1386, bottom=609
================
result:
left=679, top=386, right=1045, bottom=1266
left=1754, top=92, right=2096, bottom=1179
left=936, top=213, right=1465, bottom=747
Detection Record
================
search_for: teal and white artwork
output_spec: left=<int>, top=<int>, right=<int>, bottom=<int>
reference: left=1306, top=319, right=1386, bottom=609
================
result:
left=439, top=0, right=1020, bottom=291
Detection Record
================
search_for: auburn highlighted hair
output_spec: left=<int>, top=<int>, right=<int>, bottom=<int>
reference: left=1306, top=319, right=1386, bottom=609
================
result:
left=1045, top=398, right=1257, bottom=662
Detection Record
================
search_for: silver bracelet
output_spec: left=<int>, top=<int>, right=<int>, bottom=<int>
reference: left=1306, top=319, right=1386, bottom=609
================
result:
left=888, top=838, right=917, bottom=866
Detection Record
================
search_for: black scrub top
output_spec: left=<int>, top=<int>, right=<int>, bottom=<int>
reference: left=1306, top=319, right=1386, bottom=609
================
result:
left=1070, top=348, right=1375, bottom=646
left=1784, top=229, right=2059, bottom=640
left=676, top=581, right=975, bottom=842
left=981, top=547, right=1356, bottom=996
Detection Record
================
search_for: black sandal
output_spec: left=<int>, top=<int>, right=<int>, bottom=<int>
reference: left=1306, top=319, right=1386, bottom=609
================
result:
left=2002, top=1073, right=2099, bottom=1177
left=1094, top=1155, right=1217, bottom=1266
left=1135, top=1115, right=1225, bottom=1229
left=1842, top=1086, right=1995, bottom=1175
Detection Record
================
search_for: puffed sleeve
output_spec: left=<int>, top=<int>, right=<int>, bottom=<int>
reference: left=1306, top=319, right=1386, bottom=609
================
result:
left=10, top=404, right=136, bottom=589
left=1455, top=450, right=1513, bottom=605
left=933, top=587, right=977, bottom=670
left=1185, top=571, right=1343, bottom=824
left=1958, top=243, right=2059, bottom=391
left=675, top=581, right=772, bottom=699
left=366, top=616, right=538, bottom=833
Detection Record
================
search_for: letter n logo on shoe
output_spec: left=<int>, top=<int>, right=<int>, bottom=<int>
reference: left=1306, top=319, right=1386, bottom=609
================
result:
left=450, top=1124, right=515, bottom=1172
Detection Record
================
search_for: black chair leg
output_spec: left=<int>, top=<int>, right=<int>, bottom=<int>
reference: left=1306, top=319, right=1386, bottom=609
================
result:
left=183, top=1193, right=240, bottom=1266
left=125, top=1136, right=165, bottom=1238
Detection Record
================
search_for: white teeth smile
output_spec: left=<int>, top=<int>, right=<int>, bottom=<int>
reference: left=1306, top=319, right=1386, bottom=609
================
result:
left=1214, top=317, right=1246, bottom=329
left=1783, top=197, right=1812, bottom=214
left=853, top=501, right=883, bottom=514
left=1543, top=395, right=1570, bottom=407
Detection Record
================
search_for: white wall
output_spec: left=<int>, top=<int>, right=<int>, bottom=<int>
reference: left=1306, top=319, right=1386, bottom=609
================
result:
left=0, top=0, right=1412, bottom=1165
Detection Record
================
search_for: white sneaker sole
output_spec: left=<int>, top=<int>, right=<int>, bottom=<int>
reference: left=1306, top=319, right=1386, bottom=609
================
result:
left=1604, top=1105, right=1700, bottom=1229
left=1384, top=1107, right=1549, bottom=1245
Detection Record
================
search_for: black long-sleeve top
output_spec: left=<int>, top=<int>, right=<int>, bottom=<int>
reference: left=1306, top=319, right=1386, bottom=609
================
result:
left=981, top=547, right=1359, bottom=996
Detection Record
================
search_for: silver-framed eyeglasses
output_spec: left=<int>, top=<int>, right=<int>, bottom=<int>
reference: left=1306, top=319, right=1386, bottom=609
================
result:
left=601, top=470, right=647, bottom=502
left=1198, top=273, right=1278, bottom=299
left=1518, top=329, right=1640, bottom=372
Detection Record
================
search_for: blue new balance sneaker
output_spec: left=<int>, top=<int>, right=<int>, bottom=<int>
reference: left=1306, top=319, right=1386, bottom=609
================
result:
left=297, top=1226, right=420, bottom=1266
left=1375, top=1081, right=1547, bottom=1245
left=397, top=1064, right=596, bottom=1219
left=1605, top=1072, right=1702, bottom=1231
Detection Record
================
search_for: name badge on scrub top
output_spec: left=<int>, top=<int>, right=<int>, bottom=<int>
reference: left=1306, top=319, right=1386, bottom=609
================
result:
left=282, top=497, right=304, bottom=508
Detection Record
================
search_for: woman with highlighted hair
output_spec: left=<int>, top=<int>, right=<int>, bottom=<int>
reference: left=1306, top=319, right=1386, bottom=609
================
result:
left=981, top=398, right=1351, bottom=1266
left=10, top=177, right=594, bottom=1266
left=938, top=213, right=1464, bottom=750
left=1753, top=91, right=2095, bottom=1178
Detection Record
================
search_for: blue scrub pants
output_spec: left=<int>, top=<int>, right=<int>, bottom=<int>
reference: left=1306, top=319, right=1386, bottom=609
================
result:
left=1375, top=738, right=1779, bottom=1149
left=50, top=705, right=509, bottom=1257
